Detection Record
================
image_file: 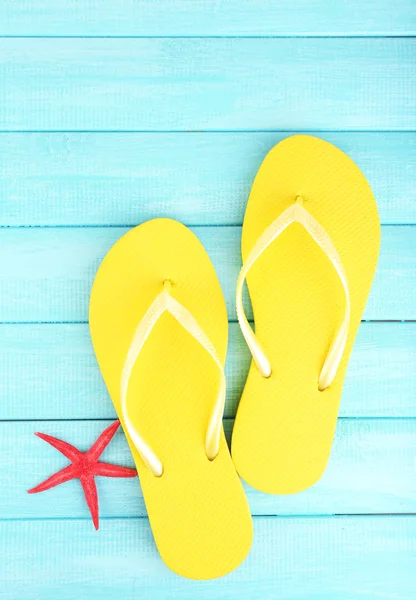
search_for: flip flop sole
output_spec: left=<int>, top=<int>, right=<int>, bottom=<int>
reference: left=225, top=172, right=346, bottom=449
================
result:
left=232, top=135, right=380, bottom=494
left=90, top=218, right=252, bottom=579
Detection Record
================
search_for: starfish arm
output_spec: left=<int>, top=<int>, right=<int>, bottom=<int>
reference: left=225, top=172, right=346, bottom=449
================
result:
left=94, top=462, right=137, bottom=478
left=86, top=420, right=120, bottom=462
left=80, top=474, right=100, bottom=530
left=28, top=464, right=76, bottom=494
left=35, top=432, right=82, bottom=462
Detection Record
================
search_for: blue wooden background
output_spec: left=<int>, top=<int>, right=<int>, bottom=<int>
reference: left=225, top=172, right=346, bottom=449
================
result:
left=0, top=2, right=415, bottom=598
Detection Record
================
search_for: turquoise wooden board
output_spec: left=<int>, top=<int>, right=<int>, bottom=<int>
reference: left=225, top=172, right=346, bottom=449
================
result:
left=3, top=419, right=415, bottom=520
left=1, top=517, right=415, bottom=600
left=0, top=226, right=414, bottom=323
left=1, top=0, right=415, bottom=36
left=0, top=132, right=415, bottom=226
left=1, top=322, right=415, bottom=420
left=1, top=38, right=415, bottom=131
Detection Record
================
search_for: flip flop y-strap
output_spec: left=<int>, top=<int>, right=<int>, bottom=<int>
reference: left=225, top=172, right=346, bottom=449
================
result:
left=121, top=279, right=226, bottom=477
left=236, top=196, right=350, bottom=391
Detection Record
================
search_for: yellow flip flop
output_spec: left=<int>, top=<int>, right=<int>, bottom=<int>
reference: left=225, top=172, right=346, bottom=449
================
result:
left=89, top=218, right=252, bottom=579
left=231, top=135, right=380, bottom=495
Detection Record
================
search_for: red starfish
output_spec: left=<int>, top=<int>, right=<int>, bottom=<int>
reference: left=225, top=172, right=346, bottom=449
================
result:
left=28, top=420, right=137, bottom=530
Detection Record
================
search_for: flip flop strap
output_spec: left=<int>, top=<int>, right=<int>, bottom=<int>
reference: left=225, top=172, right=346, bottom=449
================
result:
left=120, top=280, right=226, bottom=477
left=236, top=196, right=350, bottom=390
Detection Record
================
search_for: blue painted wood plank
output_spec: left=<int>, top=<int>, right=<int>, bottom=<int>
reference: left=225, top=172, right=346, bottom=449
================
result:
left=1, top=38, right=415, bottom=131
left=1, top=0, right=415, bottom=36
left=0, top=226, right=413, bottom=323
left=1, top=322, right=415, bottom=420
left=1, top=517, right=414, bottom=599
left=0, top=132, right=414, bottom=226
left=3, top=419, right=415, bottom=519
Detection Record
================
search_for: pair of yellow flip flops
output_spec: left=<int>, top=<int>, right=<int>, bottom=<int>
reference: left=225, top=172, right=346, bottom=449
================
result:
left=89, top=135, right=380, bottom=580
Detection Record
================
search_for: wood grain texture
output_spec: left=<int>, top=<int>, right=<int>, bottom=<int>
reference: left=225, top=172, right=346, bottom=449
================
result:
left=1, top=322, right=415, bottom=420
left=0, top=226, right=414, bottom=323
left=1, top=38, right=415, bottom=131
left=1, top=517, right=415, bottom=600
left=4, top=419, right=416, bottom=520
left=1, top=0, right=415, bottom=36
left=1, top=132, right=415, bottom=226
